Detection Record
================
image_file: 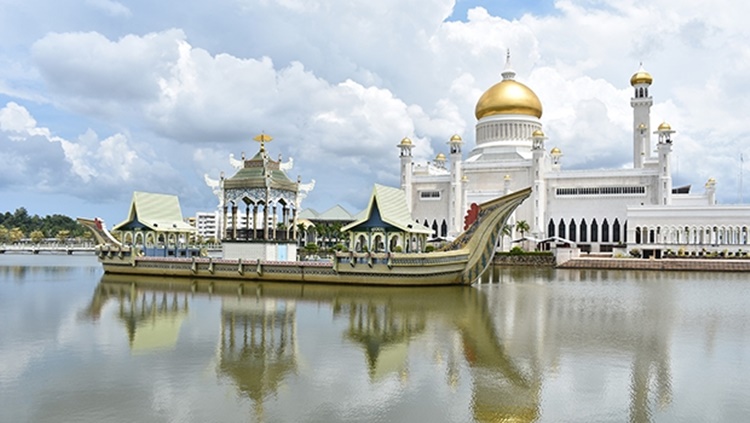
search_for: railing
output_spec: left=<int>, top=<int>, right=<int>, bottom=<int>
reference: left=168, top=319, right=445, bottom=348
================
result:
left=0, top=242, right=96, bottom=254
left=224, top=228, right=295, bottom=241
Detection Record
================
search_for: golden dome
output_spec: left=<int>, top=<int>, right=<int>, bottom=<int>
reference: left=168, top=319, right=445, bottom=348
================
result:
left=399, top=137, right=412, bottom=146
left=435, top=153, right=446, bottom=161
left=475, top=79, right=543, bottom=120
left=657, top=121, right=671, bottom=131
left=630, top=64, right=653, bottom=86
left=550, top=147, right=562, bottom=155
left=450, top=134, right=462, bottom=142
left=532, top=129, right=545, bottom=137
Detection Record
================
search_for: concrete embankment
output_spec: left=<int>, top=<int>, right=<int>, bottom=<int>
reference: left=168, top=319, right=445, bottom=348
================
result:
left=558, top=257, right=750, bottom=272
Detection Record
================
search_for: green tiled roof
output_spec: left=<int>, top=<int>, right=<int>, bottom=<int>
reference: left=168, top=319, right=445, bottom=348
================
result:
left=113, top=192, right=195, bottom=232
left=317, top=205, right=354, bottom=221
left=223, top=150, right=298, bottom=191
left=298, top=208, right=319, bottom=219
left=343, top=184, right=431, bottom=234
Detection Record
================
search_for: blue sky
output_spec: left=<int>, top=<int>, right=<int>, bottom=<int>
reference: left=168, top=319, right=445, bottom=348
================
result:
left=1, top=0, right=749, bottom=225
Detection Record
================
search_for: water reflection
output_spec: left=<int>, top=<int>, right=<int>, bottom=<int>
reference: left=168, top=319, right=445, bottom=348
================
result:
left=87, top=268, right=690, bottom=422
left=484, top=267, right=677, bottom=422
left=219, top=296, right=298, bottom=418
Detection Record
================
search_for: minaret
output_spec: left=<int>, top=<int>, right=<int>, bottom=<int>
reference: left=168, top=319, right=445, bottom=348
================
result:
left=705, top=178, right=717, bottom=205
left=630, top=64, right=654, bottom=168
left=655, top=122, right=675, bottom=205
left=448, top=134, right=464, bottom=236
left=398, top=137, right=414, bottom=212
left=550, top=147, right=562, bottom=171
left=531, top=129, right=547, bottom=237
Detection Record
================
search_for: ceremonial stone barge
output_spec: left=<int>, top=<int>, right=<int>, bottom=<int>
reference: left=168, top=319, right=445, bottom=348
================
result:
left=79, top=187, right=530, bottom=286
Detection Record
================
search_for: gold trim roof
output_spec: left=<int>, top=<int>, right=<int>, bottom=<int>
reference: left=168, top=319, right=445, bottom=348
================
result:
left=113, top=191, right=195, bottom=233
left=342, top=184, right=432, bottom=235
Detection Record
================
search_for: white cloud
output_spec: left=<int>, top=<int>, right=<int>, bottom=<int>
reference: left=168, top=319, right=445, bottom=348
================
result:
left=0, top=0, right=748, bottom=215
left=86, top=0, right=132, bottom=18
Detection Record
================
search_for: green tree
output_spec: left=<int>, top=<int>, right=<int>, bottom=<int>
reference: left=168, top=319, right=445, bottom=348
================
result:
left=297, top=223, right=307, bottom=244
left=9, top=227, right=24, bottom=243
left=0, top=225, right=8, bottom=243
left=56, top=230, right=71, bottom=244
left=30, top=230, right=45, bottom=244
left=515, top=220, right=530, bottom=238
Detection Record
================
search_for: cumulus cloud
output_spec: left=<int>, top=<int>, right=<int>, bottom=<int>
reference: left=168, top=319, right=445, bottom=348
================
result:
left=0, top=0, right=749, bottom=215
left=0, top=102, right=189, bottom=207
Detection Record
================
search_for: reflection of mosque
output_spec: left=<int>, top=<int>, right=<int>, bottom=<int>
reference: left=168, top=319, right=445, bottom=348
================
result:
left=87, top=275, right=678, bottom=422
left=486, top=268, right=675, bottom=421
left=329, top=286, right=541, bottom=422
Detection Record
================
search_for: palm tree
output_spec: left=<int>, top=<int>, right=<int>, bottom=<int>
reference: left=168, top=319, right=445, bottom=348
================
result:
left=515, top=220, right=530, bottom=238
left=296, top=223, right=307, bottom=246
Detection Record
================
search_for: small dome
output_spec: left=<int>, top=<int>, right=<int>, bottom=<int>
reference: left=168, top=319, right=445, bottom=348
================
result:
left=450, top=134, right=463, bottom=142
left=503, top=174, right=511, bottom=181
left=657, top=121, right=671, bottom=131
left=630, top=64, right=653, bottom=86
left=550, top=147, right=562, bottom=155
left=532, top=129, right=545, bottom=137
left=475, top=79, right=543, bottom=120
left=399, top=137, right=412, bottom=146
left=435, top=153, right=446, bottom=161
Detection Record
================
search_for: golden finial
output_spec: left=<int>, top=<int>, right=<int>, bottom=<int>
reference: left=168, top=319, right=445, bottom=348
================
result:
left=253, top=133, right=273, bottom=152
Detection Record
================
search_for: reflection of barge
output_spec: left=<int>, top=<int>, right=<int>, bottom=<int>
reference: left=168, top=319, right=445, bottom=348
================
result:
left=80, top=188, right=529, bottom=286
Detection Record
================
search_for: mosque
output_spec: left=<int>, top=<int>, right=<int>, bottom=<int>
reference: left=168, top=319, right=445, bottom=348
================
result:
left=401, top=53, right=750, bottom=256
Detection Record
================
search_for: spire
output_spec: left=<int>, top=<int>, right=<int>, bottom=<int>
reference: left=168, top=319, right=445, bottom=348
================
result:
left=501, top=48, right=516, bottom=81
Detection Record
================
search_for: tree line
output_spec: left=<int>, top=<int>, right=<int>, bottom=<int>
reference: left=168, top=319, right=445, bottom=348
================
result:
left=0, top=208, right=91, bottom=244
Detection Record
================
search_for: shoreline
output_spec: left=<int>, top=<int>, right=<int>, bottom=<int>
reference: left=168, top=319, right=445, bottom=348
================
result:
left=557, top=257, right=750, bottom=272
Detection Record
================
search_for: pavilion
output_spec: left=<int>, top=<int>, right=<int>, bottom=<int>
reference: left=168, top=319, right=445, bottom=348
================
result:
left=111, top=191, right=196, bottom=255
left=342, top=184, right=432, bottom=253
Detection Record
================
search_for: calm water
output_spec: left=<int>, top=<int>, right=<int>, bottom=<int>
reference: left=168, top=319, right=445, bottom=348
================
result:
left=1, top=255, right=749, bottom=422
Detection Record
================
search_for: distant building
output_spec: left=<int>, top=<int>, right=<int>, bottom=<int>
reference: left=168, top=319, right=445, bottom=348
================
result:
left=194, top=211, right=220, bottom=241
left=298, top=205, right=356, bottom=248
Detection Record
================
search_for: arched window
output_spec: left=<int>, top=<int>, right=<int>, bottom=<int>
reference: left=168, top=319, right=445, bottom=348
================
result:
left=580, top=219, right=588, bottom=242
left=441, top=220, right=448, bottom=237
left=601, top=219, right=609, bottom=243
left=548, top=219, right=555, bottom=238
left=390, top=236, right=399, bottom=252
left=569, top=219, right=577, bottom=242
left=373, top=234, right=384, bottom=252
left=613, top=219, right=621, bottom=243
left=558, top=219, right=566, bottom=241
left=432, top=221, right=439, bottom=237
left=635, top=227, right=641, bottom=244
left=591, top=219, right=599, bottom=243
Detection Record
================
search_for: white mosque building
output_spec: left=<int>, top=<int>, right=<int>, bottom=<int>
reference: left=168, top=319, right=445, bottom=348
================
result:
left=400, top=53, right=750, bottom=257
